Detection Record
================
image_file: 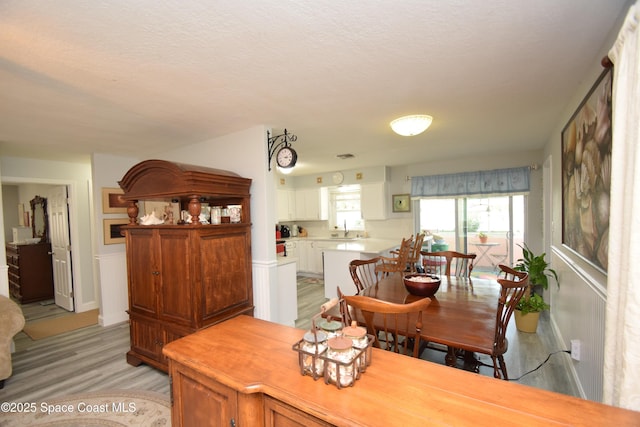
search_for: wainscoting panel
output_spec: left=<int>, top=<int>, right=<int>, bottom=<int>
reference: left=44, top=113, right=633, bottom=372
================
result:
left=95, top=252, right=129, bottom=326
left=252, top=259, right=278, bottom=322
left=551, top=248, right=606, bottom=402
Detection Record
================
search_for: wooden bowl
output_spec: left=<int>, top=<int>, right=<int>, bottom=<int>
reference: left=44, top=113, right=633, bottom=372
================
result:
left=403, top=274, right=441, bottom=297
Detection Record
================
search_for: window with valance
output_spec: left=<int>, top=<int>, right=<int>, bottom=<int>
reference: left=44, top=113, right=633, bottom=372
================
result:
left=410, top=166, right=530, bottom=198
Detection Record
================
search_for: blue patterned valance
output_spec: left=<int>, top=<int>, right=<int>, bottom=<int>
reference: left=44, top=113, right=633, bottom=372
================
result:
left=411, top=167, right=530, bottom=197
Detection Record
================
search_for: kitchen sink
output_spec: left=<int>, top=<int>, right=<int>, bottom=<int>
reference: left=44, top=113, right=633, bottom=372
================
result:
left=330, top=236, right=360, bottom=240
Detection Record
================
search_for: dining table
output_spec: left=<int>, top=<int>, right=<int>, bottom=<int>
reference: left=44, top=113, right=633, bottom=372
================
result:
left=358, top=272, right=500, bottom=370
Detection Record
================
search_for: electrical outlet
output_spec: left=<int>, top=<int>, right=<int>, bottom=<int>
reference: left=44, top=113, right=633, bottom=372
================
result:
left=571, top=339, right=581, bottom=361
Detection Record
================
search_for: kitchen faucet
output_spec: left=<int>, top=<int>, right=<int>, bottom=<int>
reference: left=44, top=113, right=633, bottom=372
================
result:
left=344, top=220, right=349, bottom=238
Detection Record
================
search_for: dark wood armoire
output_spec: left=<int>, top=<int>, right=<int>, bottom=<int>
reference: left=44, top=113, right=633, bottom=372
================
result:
left=118, top=159, right=253, bottom=372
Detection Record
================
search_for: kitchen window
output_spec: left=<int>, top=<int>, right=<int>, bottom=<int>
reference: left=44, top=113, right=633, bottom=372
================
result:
left=329, top=185, right=365, bottom=232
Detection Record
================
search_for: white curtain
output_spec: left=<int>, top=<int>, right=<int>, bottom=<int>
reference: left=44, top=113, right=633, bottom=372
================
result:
left=603, top=2, right=640, bottom=409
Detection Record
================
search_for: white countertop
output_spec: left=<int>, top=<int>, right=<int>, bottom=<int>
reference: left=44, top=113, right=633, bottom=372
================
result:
left=276, top=256, right=297, bottom=266
left=320, top=238, right=400, bottom=254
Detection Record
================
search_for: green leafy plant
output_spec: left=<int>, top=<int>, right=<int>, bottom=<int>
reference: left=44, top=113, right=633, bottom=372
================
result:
left=514, top=243, right=559, bottom=313
left=478, top=232, right=487, bottom=238
left=514, top=243, right=559, bottom=290
left=516, top=292, right=549, bottom=314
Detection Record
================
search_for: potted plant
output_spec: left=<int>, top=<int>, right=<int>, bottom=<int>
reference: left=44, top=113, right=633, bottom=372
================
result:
left=513, top=243, right=559, bottom=333
left=478, top=232, right=488, bottom=243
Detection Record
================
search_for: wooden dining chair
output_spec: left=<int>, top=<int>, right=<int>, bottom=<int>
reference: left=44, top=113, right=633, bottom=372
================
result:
left=339, top=288, right=431, bottom=358
left=497, top=264, right=527, bottom=282
left=406, top=233, right=426, bottom=272
left=375, top=237, right=414, bottom=275
left=420, top=250, right=476, bottom=277
left=349, top=257, right=383, bottom=294
left=486, top=271, right=529, bottom=379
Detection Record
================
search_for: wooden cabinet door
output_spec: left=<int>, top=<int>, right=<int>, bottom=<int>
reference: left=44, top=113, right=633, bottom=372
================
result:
left=171, top=363, right=238, bottom=427
left=264, top=396, right=333, bottom=427
left=129, top=314, right=163, bottom=361
left=157, top=228, right=193, bottom=326
left=199, top=228, right=252, bottom=322
left=127, top=228, right=158, bottom=316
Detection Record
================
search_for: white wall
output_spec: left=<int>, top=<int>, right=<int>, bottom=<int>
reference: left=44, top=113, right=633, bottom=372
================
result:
left=89, top=127, right=282, bottom=326
left=542, top=3, right=632, bottom=402
left=91, top=153, right=140, bottom=325
left=154, top=125, right=279, bottom=321
left=286, top=150, right=544, bottom=244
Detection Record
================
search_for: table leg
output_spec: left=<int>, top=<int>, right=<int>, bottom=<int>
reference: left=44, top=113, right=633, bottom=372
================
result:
left=462, top=351, right=480, bottom=373
left=445, top=347, right=457, bottom=366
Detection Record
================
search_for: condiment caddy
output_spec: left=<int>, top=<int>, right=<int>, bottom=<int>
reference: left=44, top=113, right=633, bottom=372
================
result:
left=292, top=298, right=374, bottom=389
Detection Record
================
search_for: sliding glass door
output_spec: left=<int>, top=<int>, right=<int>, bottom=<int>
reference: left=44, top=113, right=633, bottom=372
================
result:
left=418, top=195, right=525, bottom=274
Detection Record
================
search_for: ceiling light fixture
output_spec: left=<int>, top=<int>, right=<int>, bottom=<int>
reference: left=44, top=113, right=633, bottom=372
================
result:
left=390, top=115, right=433, bottom=136
left=277, top=165, right=294, bottom=175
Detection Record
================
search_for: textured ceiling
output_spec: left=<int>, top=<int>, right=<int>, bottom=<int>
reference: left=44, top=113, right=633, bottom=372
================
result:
left=0, top=0, right=629, bottom=175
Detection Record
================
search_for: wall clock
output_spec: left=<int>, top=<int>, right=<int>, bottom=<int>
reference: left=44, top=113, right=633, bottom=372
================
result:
left=392, top=193, right=411, bottom=212
left=332, top=172, right=344, bottom=184
left=276, top=146, right=298, bottom=169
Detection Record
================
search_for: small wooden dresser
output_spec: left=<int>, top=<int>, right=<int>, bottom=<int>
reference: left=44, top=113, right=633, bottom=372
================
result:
left=6, top=242, right=54, bottom=304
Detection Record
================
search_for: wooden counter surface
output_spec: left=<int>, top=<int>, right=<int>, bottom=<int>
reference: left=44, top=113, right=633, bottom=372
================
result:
left=163, top=315, right=640, bottom=427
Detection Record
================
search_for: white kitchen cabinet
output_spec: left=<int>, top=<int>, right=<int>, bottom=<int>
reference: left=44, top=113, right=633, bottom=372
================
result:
left=311, top=240, right=333, bottom=275
left=296, top=239, right=330, bottom=275
left=294, top=188, right=328, bottom=221
left=296, top=240, right=311, bottom=273
left=360, top=182, right=388, bottom=220
left=277, top=189, right=296, bottom=222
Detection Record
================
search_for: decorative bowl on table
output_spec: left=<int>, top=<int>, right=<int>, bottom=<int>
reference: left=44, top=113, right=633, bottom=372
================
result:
left=403, top=274, right=441, bottom=297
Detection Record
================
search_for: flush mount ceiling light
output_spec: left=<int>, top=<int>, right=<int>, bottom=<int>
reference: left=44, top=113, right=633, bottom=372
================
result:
left=390, top=115, right=433, bottom=136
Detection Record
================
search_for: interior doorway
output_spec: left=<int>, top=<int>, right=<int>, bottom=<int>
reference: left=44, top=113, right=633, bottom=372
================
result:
left=2, top=182, right=75, bottom=312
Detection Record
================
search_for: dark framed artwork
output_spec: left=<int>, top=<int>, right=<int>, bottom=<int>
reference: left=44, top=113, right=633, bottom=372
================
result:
left=101, top=187, right=128, bottom=214
left=561, top=67, right=612, bottom=273
left=103, top=218, right=127, bottom=245
left=392, top=194, right=411, bottom=213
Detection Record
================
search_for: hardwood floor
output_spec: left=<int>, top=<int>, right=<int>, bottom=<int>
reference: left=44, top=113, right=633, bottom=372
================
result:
left=1, top=304, right=170, bottom=402
left=1, top=276, right=579, bottom=404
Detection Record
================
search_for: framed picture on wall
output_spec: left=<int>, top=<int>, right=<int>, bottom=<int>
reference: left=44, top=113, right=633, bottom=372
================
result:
left=101, top=187, right=128, bottom=214
left=103, top=218, right=128, bottom=245
left=392, top=194, right=411, bottom=213
left=561, top=66, right=612, bottom=273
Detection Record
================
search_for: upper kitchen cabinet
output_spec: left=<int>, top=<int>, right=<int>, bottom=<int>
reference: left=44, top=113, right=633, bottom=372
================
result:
left=294, top=188, right=328, bottom=221
left=277, top=189, right=295, bottom=222
left=361, top=182, right=388, bottom=220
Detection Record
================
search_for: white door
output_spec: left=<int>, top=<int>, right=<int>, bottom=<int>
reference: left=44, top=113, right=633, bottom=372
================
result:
left=48, top=186, right=74, bottom=311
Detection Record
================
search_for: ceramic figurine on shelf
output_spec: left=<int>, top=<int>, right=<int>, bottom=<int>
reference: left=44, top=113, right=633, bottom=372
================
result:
left=140, top=211, right=164, bottom=225
left=164, top=205, right=175, bottom=225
